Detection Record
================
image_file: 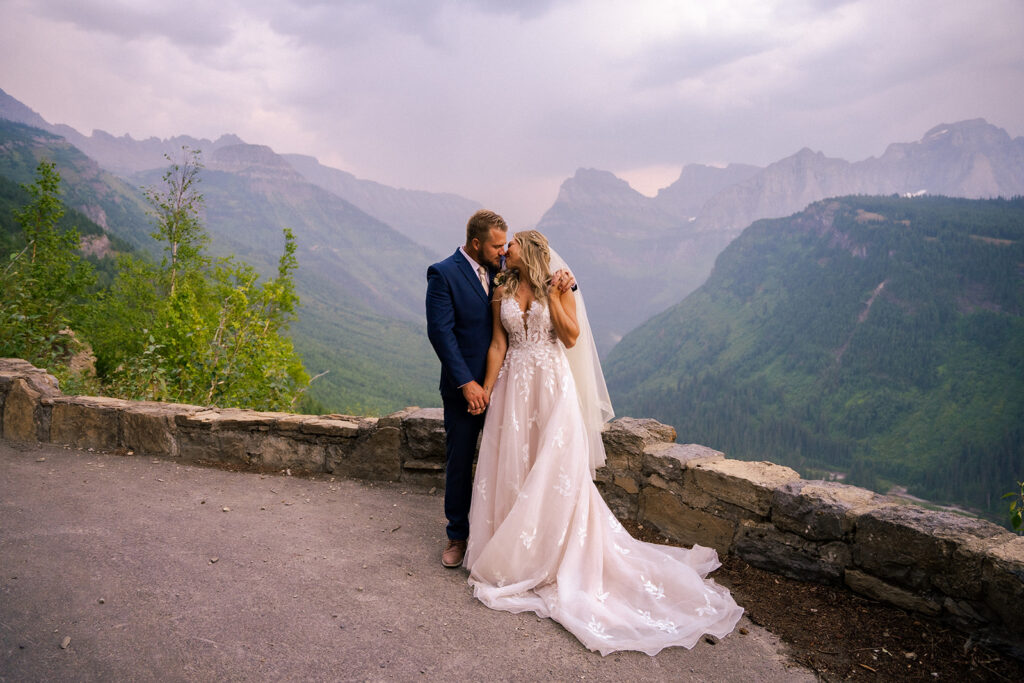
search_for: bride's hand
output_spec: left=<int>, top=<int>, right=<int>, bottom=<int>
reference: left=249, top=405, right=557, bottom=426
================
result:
left=469, top=386, right=492, bottom=416
left=549, top=268, right=575, bottom=294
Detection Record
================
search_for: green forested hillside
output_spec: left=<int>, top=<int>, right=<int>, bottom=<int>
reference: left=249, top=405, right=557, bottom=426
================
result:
left=605, top=196, right=1024, bottom=518
left=0, top=120, right=156, bottom=249
left=0, top=121, right=440, bottom=413
left=0, top=172, right=132, bottom=288
left=129, top=155, right=441, bottom=413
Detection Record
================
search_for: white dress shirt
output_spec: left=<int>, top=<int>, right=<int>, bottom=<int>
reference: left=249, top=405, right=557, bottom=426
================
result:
left=460, top=246, right=489, bottom=295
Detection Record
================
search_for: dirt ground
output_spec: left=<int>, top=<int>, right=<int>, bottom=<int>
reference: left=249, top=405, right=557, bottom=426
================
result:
left=621, top=520, right=1024, bottom=682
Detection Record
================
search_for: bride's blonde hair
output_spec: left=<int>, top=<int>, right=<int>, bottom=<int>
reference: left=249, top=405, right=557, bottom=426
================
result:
left=503, top=230, right=552, bottom=302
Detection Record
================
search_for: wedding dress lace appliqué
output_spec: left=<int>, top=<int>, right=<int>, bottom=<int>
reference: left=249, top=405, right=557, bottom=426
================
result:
left=465, top=297, right=743, bottom=656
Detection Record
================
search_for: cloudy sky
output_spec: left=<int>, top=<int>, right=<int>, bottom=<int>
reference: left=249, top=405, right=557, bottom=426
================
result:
left=1, top=0, right=1022, bottom=228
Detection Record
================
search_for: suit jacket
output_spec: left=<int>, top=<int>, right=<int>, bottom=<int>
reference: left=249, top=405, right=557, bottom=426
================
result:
left=426, top=249, right=495, bottom=399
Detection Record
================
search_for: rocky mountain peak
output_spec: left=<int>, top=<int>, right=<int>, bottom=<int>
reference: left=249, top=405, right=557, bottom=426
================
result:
left=554, top=168, right=646, bottom=208
left=213, top=133, right=245, bottom=147
left=920, top=119, right=1010, bottom=148
left=655, top=163, right=762, bottom=218
left=788, top=147, right=828, bottom=165
left=207, top=144, right=303, bottom=181
left=881, top=118, right=1014, bottom=161
left=872, top=118, right=1024, bottom=197
left=0, top=87, right=50, bottom=129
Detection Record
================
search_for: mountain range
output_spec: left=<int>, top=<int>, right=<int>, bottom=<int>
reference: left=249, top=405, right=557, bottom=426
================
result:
left=539, top=119, right=1024, bottom=352
left=0, top=118, right=444, bottom=411
left=0, top=120, right=155, bottom=250
left=0, top=88, right=478, bottom=256
left=3, top=85, right=1023, bottom=430
left=0, top=87, right=246, bottom=177
left=604, top=194, right=1024, bottom=517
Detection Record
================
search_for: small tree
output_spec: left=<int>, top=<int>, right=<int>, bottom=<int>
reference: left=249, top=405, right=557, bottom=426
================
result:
left=145, top=147, right=207, bottom=297
left=87, top=149, right=309, bottom=410
left=0, top=160, right=94, bottom=372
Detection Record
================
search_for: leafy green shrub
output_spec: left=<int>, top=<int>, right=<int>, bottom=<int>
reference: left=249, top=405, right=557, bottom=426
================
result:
left=83, top=149, right=310, bottom=411
left=0, top=161, right=94, bottom=379
left=1004, top=481, right=1024, bottom=533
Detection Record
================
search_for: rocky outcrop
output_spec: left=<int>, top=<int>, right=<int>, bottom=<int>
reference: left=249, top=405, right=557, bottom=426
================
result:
left=208, top=144, right=307, bottom=182
left=0, top=359, right=60, bottom=441
left=655, top=163, right=763, bottom=219
left=0, top=357, right=1020, bottom=651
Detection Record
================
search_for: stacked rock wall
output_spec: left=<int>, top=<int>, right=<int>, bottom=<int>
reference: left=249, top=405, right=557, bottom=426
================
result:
left=1, top=358, right=1020, bottom=649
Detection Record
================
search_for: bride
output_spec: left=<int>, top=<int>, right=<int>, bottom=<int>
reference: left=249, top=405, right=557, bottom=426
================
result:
left=463, top=230, right=743, bottom=656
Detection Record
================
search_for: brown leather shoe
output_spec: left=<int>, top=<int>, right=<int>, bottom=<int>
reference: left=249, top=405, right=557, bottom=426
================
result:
left=441, top=539, right=467, bottom=568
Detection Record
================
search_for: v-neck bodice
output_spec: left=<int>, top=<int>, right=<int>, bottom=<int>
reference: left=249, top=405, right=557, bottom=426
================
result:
left=500, top=296, right=558, bottom=349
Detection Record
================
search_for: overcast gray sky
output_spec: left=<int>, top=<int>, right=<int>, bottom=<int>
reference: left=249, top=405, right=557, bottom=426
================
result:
left=1, top=0, right=1022, bottom=228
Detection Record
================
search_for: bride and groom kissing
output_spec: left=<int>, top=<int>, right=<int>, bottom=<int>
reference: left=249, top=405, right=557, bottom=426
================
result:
left=425, top=210, right=742, bottom=655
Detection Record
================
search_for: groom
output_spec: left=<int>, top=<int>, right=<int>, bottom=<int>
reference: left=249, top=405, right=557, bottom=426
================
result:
left=425, top=209, right=508, bottom=568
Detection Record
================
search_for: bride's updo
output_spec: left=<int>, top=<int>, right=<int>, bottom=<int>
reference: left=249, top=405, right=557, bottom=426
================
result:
left=504, top=230, right=552, bottom=302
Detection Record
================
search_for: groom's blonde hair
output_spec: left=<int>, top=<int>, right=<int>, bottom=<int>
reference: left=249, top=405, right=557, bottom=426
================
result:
left=505, top=230, right=552, bottom=302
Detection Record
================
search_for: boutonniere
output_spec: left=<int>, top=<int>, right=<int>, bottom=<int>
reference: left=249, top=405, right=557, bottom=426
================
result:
left=493, top=269, right=511, bottom=287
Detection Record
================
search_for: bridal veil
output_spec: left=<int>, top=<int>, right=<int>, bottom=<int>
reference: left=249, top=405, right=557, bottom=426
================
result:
left=549, top=247, right=614, bottom=477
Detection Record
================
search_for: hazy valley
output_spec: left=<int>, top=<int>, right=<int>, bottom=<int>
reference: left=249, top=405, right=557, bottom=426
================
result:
left=605, top=195, right=1023, bottom=519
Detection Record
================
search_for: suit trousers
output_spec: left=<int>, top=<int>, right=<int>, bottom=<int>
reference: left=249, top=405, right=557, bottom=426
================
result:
left=442, top=394, right=486, bottom=541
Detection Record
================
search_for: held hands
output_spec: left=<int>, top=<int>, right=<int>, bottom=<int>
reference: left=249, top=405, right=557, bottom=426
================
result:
left=549, top=268, right=576, bottom=295
left=462, top=380, right=489, bottom=415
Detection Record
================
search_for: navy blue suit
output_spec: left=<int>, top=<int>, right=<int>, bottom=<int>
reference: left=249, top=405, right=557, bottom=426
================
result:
left=426, top=249, right=496, bottom=541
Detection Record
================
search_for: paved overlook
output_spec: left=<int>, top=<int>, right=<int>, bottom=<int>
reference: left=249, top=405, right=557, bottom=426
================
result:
left=0, top=440, right=814, bottom=681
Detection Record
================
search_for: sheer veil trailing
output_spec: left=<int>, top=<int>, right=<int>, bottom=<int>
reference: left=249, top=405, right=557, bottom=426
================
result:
left=549, top=246, right=614, bottom=477
left=469, top=241, right=744, bottom=655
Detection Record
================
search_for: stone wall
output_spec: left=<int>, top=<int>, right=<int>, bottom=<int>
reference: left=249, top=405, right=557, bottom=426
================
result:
left=1, top=358, right=1021, bottom=650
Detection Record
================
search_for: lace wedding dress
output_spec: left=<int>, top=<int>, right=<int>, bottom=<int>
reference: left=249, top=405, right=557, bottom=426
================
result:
left=465, top=297, right=743, bottom=656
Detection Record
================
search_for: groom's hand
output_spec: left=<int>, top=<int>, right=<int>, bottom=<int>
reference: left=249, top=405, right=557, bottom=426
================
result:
left=462, top=380, right=488, bottom=414
left=551, top=269, right=576, bottom=293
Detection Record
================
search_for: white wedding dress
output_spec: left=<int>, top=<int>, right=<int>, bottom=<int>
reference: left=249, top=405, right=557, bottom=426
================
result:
left=465, top=297, right=743, bottom=656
